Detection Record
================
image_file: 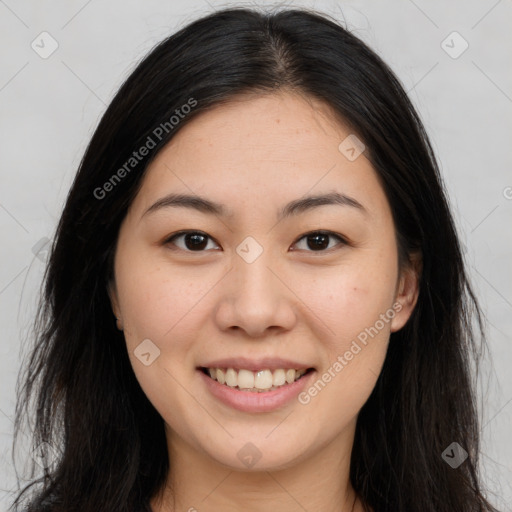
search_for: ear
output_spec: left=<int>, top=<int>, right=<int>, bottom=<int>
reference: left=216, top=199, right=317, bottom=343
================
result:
left=107, top=279, right=123, bottom=329
left=390, top=252, right=421, bottom=333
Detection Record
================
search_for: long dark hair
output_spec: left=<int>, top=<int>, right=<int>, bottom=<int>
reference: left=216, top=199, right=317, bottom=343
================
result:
left=11, top=7, right=500, bottom=512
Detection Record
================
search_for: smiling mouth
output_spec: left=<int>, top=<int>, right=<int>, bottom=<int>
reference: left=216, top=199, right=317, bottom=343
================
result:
left=199, top=367, right=315, bottom=392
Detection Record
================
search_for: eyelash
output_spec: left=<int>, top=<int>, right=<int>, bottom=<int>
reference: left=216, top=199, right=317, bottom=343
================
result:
left=163, top=230, right=349, bottom=254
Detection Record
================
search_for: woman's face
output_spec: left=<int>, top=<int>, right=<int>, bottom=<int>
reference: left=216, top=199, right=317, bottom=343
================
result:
left=109, top=91, right=418, bottom=472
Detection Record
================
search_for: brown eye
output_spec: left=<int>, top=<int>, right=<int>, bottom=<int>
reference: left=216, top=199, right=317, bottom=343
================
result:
left=165, top=231, right=220, bottom=252
left=292, top=231, right=347, bottom=252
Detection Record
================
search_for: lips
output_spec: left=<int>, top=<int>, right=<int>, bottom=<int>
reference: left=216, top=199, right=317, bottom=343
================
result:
left=196, top=356, right=316, bottom=412
left=198, top=365, right=316, bottom=413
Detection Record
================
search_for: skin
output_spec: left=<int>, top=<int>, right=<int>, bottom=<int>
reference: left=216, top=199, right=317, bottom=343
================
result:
left=109, top=90, right=420, bottom=512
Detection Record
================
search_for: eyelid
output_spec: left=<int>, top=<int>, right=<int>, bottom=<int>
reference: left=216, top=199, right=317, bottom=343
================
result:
left=163, top=229, right=349, bottom=253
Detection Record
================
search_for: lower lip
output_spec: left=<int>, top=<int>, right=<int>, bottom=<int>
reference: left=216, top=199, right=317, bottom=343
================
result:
left=198, top=368, right=315, bottom=413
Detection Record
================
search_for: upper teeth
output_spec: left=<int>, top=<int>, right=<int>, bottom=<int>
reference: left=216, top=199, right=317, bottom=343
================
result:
left=207, top=368, right=308, bottom=391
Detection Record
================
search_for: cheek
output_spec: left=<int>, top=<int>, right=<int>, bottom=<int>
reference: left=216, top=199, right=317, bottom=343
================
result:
left=119, top=269, right=213, bottom=344
left=114, top=253, right=211, bottom=416
left=300, top=260, right=397, bottom=347
left=299, top=254, right=397, bottom=416
left=295, top=270, right=395, bottom=427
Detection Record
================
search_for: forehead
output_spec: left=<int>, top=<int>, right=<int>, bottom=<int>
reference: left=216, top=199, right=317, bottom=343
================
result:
left=129, top=91, right=391, bottom=222
left=168, top=91, right=347, bottom=163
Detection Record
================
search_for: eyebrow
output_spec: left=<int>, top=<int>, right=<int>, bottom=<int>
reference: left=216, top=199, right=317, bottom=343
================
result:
left=142, top=191, right=367, bottom=221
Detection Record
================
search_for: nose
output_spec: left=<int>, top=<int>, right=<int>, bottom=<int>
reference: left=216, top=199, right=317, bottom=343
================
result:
left=214, top=247, right=297, bottom=338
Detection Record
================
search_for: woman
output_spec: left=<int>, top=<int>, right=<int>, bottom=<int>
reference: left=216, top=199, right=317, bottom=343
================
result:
left=11, top=6, right=501, bottom=512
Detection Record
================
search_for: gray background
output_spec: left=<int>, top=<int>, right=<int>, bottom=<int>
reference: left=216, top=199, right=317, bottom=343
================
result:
left=0, top=0, right=511, bottom=510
